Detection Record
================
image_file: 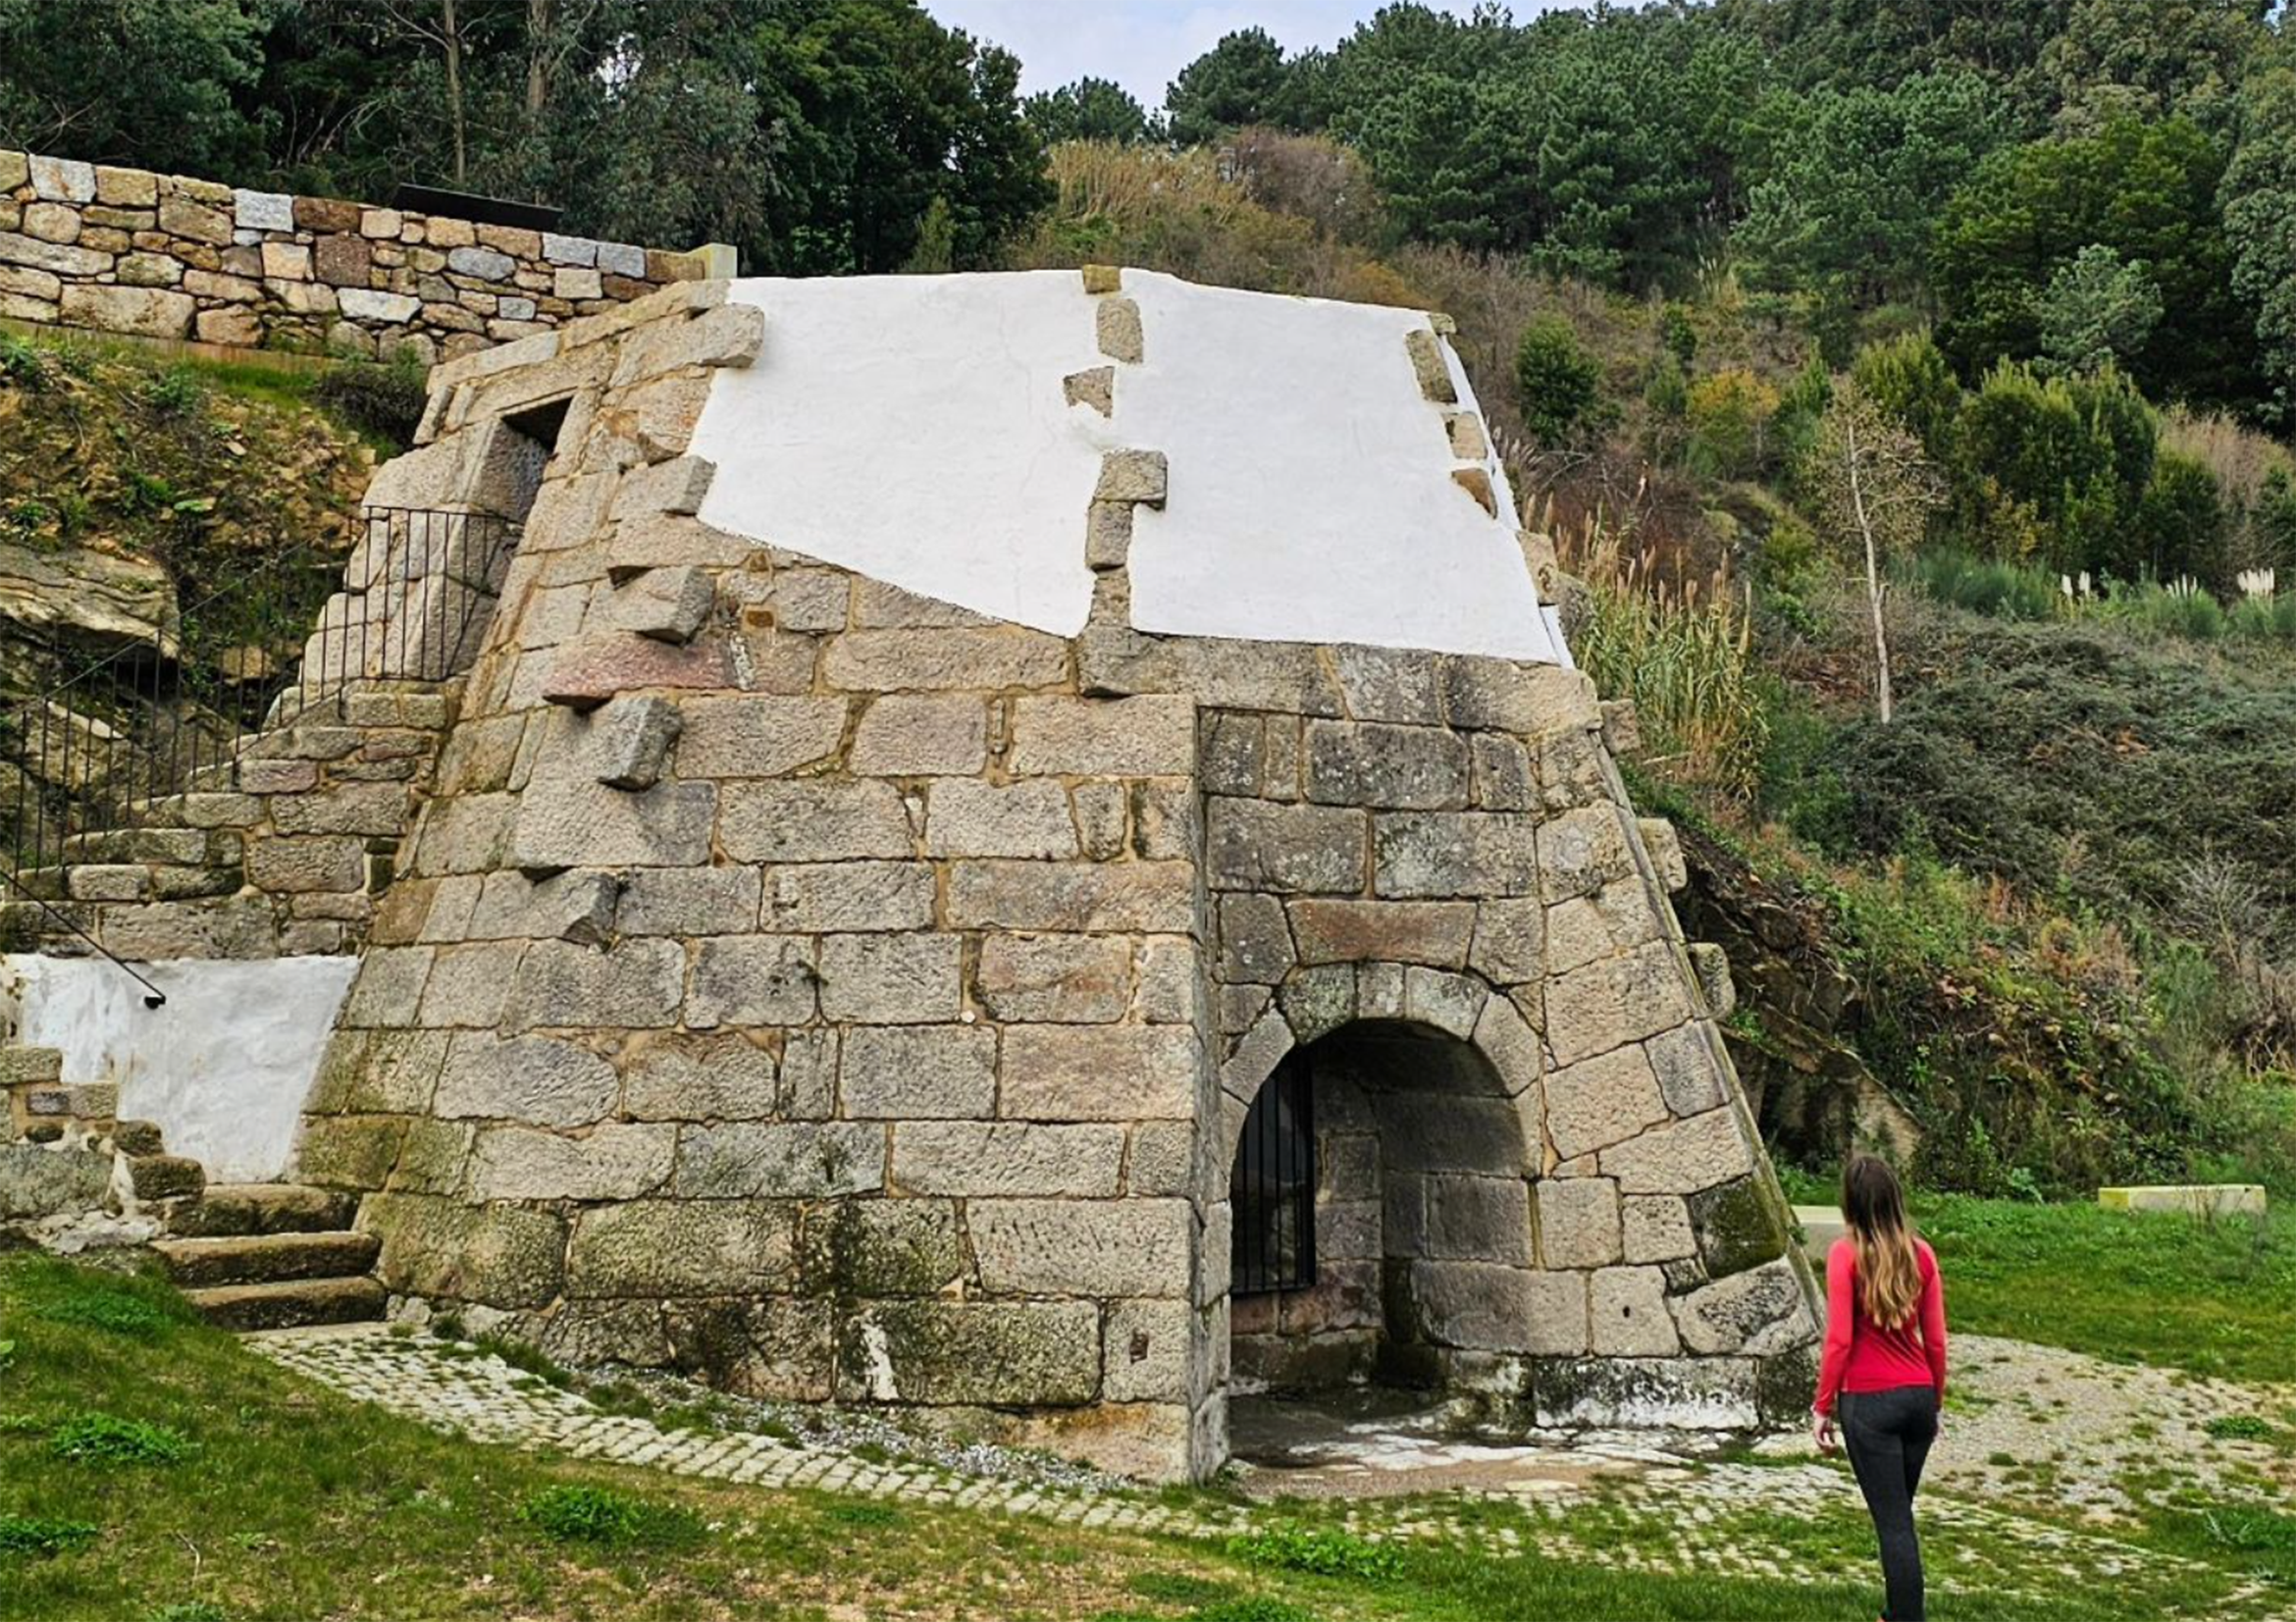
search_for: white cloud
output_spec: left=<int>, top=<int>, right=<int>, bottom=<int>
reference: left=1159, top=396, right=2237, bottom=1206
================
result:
left=924, top=0, right=1499, bottom=109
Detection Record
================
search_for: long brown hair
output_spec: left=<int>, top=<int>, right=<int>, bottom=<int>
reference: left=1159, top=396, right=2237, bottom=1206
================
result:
left=1841, top=1154, right=1922, bottom=1330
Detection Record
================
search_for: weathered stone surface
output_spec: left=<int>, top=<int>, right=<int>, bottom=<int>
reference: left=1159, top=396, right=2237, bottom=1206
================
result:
left=466, top=1123, right=675, bottom=1200
left=924, top=778, right=1076, bottom=859
left=588, top=695, right=683, bottom=790
left=1008, top=696, right=1195, bottom=776
left=672, top=1123, right=886, bottom=1198
left=1622, top=1194, right=1697, bottom=1263
left=676, top=696, right=847, bottom=777
left=1544, top=941, right=1697, bottom=1068
left=1405, top=1259, right=1538, bottom=1350
left=761, top=863, right=933, bottom=934
left=851, top=695, right=987, bottom=775
left=1207, top=798, right=1365, bottom=894
left=1645, top=1021, right=1727, bottom=1119
left=433, top=1032, right=617, bottom=1126
left=1372, top=811, right=1539, bottom=899
left=841, top=1025, right=999, bottom=1119
left=974, top=933, right=1133, bottom=1022
left=614, top=566, right=715, bottom=643
left=1590, top=1265, right=1682, bottom=1356
left=947, top=861, right=1193, bottom=934
left=1217, top=893, right=1296, bottom=984
left=621, top=1033, right=779, bottom=1121
left=970, top=1199, right=1191, bottom=1296
left=1287, top=900, right=1473, bottom=968
left=568, top=1200, right=797, bottom=1296
left=447, top=243, right=517, bottom=281
left=686, top=935, right=817, bottom=1027
left=1539, top=1176, right=1622, bottom=1268
left=719, top=780, right=912, bottom=863
left=1539, top=806, right=1640, bottom=903
left=890, top=1122, right=1126, bottom=1197
left=507, top=938, right=686, bottom=1029
left=542, top=634, right=731, bottom=708
left=59, top=284, right=192, bottom=337
left=1304, top=721, right=1468, bottom=810
left=818, top=933, right=964, bottom=1023
left=1097, top=296, right=1144, bottom=363
left=799, top=1199, right=965, bottom=1295
left=822, top=627, right=1070, bottom=692
left=1597, top=1106, right=1753, bottom=1195
left=844, top=1300, right=1099, bottom=1405
left=1467, top=898, right=1545, bottom=985
left=365, top=1192, right=565, bottom=1308
left=1671, top=1257, right=1807, bottom=1354
left=1686, top=1174, right=1790, bottom=1279
left=1544, top=1044, right=1671, bottom=1162
left=0, top=1143, right=112, bottom=1220
left=1001, top=1026, right=1199, bottom=1121
left=509, top=775, right=714, bottom=874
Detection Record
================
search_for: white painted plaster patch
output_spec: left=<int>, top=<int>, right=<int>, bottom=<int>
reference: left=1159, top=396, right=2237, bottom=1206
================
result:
left=4, top=955, right=357, bottom=1182
left=1120, top=272, right=1556, bottom=660
left=687, top=268, right=1561, bottom=663
left=693, top=271, right=1110, bottom=636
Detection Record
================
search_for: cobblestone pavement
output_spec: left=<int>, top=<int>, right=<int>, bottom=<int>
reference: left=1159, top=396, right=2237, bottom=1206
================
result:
left=251, top=1325, right=2292, bottom=1618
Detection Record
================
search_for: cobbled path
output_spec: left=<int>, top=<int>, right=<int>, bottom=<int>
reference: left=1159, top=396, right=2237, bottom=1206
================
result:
left=251, top=1324, right=2291, bottom=1618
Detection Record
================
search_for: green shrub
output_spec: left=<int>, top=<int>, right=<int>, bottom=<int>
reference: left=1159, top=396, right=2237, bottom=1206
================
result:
left=1225, top=1524, right=1401, bottom=1580
left=1194, top=1601, right=1314, bottom=1622
left=2228, top=592, right=2296, bottom=642
left=517, top=1484, right=703, bottom=1550
left=138, top=365, right=208, bottom=419
left=0, top=1514, right=99, bottom=1557
left=1910, top=549, right=2061, bottom=621
left=2099, top=578, right=2227, bottom=642
left=314, top=349, right=430, bottom=450
left=0, top=333, right=52, bottom=390
left=145, top=1605, right=229, bottom=1622
left=1513, top=315, right=1602, bottom=445
left=49, top=1413, right=193, bottom=1467
left=2204, top=1414, right=2277, bottom=1440
left=1685, top=367, right=1781, bottom=481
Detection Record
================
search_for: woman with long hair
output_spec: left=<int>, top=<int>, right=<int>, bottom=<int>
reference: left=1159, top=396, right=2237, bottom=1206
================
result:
left=1813, top=1154, right=1950, bottom=1622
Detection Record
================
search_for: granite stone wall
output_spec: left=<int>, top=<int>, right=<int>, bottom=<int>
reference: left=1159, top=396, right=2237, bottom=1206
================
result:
left=0, top=148, right=722, bottom=362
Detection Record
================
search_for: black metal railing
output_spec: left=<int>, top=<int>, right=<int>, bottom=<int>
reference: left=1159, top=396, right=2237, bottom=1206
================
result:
left=3, top=505, right=518, bottom=883
left=1232, top=1053, right=1318, bottom=1294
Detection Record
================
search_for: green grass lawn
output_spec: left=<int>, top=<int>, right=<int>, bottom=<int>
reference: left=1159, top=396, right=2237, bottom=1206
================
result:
left=1909, top=1191, right=2296, bottom=1386
left=0, top=1252, right=2246, bottom=1622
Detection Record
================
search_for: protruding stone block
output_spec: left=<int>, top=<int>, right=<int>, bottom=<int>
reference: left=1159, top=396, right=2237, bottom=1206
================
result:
left=613, top=565, right=715, bottom=644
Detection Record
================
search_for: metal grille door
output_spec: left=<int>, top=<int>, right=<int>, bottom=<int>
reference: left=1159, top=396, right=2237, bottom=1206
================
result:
left=1231, top=1054, right=1316, bottom=1294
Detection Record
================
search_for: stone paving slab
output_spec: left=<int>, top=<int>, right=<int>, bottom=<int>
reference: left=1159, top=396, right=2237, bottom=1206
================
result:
left=248, top=1325, right=2289, bottom=1617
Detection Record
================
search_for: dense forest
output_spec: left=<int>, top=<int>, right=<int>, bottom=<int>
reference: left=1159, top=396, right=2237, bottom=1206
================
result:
left=7, top=0, right=2296, bottom=1195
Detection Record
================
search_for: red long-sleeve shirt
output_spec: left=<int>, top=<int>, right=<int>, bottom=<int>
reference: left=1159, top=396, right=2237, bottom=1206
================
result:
left=1812, top=1235, right=1947, bottom=1416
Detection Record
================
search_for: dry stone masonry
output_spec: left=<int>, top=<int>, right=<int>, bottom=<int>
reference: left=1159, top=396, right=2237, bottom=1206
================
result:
left=250, top=266, right=1822, bottom=1481
left=0, top=148, right=722, bottom=362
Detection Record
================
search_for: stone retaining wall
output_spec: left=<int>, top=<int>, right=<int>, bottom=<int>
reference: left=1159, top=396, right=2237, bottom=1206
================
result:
left=0, top=148, right=724, bottom=363
left=3, top=681, right=459, bottom=960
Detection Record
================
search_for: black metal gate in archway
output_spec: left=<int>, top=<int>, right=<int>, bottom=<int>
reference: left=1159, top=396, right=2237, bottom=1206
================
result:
left=1231, top=1052, right=1316, bottom=1294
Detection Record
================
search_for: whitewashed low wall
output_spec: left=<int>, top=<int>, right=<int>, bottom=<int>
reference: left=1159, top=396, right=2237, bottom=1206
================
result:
left=3, top=955, right=356, bottom=1182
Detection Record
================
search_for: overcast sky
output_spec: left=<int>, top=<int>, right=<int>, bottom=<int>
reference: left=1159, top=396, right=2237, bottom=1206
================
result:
left=920, top=2, right=1502, bottom=110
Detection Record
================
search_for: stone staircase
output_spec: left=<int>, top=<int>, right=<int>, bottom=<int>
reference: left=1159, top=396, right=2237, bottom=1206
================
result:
left=3, top=1044, right=383, bottom=1331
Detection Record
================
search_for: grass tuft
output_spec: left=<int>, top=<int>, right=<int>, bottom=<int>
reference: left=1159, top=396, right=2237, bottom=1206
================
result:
left=49, top=1413, right=194, bottom=1467
left=516, top=1484, right=704, bottom=1551
left=0, top=1514, right=100, bottom=1557
left=1226, top=1524, right=1402, bottom=1580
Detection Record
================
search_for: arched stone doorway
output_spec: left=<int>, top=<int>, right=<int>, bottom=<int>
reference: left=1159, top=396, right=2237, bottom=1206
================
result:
left=1226, top=1018, right=1540, bottom=1414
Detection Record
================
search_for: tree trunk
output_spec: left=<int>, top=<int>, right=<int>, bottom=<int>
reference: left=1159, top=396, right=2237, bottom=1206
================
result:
left=442, top=0, right=467, bottom=186
left=527, top=0, right=551, bottom=122
left=1845, top=414, right=1894, bottom=723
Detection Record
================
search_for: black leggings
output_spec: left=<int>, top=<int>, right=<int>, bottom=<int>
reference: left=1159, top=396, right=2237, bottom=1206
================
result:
left=1841, top=1384, right=1940, bottom=1621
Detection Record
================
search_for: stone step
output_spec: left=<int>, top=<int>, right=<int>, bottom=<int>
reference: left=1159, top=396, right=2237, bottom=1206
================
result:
left=183, top=1275, right=388, bottom=1333
left=125, top=1153, right=205, bottom=1201
left=168, top=1182, right=360, bottom=1237
left=59, top=827, right=228, bottom=866
left=153, top=1230, right=380, bottom=1289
